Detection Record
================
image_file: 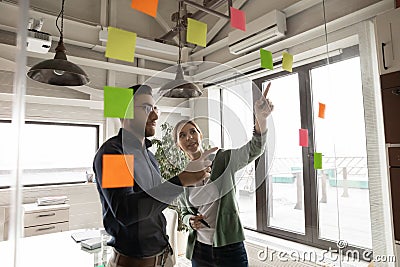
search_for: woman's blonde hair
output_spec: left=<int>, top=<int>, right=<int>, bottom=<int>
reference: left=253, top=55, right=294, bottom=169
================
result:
left=173, top=120, right=203, bottom=144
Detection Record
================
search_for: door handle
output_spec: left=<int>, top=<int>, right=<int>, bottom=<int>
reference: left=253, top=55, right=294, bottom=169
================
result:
left=392, top=88, right=400, bottom=96
left=382, top=43, right=388, bottom=70
left=37, top=212, right=56, bottom=217
left=36, top=226, right=56, bottom=231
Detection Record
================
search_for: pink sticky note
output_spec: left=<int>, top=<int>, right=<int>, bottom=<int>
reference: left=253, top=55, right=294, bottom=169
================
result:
left=230, top=7, right=246, bottom=31
left=299, top=129, right=309, bottom=147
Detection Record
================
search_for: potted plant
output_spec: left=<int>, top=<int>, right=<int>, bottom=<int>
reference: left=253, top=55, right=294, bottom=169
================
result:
left=151, top=122, right=189, bottom=233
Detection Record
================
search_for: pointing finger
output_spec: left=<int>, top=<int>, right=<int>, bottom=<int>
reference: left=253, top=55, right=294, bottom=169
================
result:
left=263, top=82, right=271, bottom=98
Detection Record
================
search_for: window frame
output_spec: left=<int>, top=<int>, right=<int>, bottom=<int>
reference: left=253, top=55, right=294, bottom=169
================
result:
left=251, top=45, right=372, bottom=258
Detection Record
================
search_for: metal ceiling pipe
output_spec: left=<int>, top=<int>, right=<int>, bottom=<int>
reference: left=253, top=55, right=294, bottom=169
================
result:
left=182, top=0, right=229, bottom=19
left=158, top=0, right=228, bottom=41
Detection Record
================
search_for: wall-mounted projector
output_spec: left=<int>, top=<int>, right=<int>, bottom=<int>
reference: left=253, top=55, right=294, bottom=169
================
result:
left=27, top=29, right=52, bottom=54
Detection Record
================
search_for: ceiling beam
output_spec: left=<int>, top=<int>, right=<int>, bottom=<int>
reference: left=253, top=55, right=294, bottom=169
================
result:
left=0, top=43, right=176, bottom=80
left=154, top=13, right=179, bottom=45
left=206, top=0, right=248, bottom=45
left=0, top=1, right=179, bottom=64
left=0, top=92, right=191, bottom=116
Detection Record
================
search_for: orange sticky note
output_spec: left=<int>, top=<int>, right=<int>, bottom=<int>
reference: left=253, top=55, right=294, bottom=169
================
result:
left=102, top=155, right=134, bottom=188
left=230, top=7, right=246, bottom=31
left=131, top=0, right=158, bottom=17
left=318, top=102, right=326, bottom=119
left=299, top=129, right=309, bottom=147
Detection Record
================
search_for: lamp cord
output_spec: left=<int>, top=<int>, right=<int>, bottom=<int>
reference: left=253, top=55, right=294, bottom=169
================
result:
left=56, top=0, right=65, bottom=42
left=178, top=1, right=182, bottom=65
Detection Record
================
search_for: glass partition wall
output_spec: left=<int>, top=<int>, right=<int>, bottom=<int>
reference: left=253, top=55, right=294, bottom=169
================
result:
left=5, top=1, right=30, bottom=266
left=3, top=0, right=397, bottom=267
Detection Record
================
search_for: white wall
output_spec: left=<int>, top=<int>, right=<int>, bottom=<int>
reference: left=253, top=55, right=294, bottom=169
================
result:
left=0, top=183, right=102, bottom=236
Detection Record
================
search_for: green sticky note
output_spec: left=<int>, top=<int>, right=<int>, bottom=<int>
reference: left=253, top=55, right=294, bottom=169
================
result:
left=187, top=18, right=207, bottom=47
left=260, top=49, right=273, bottom=70
left=282, top=52, right=293, bottom=72
left=97, top=265, right=104, bottom=267
left=104, top=86, right=134, bottom=119
left=314, top=152, right=323, bottom=170
left=105, top=27, right=137, bottom=62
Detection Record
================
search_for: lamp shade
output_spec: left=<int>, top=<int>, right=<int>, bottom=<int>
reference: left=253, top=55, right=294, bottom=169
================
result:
left=159, top=64, right=202, bottom=98
left=27, top=42, right=89, bottom=86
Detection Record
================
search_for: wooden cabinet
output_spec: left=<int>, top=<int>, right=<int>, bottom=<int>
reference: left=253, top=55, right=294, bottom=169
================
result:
left=0, top=206, right=9, bottom=241
left=381, top=71, right=400, bottom=144
left=390, top=166, right=400, bottom=241
left=376, top=8, right=400, bottom=74
left=23, top=203, right=69, bottom=237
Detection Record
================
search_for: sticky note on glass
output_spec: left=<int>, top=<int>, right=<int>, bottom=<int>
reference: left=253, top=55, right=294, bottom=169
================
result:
left=282, top=52, right=293, bottom=72
left=105, top=27, right=137, bottom=62
left=131, top=0, right=158, bottom=17
left=230, top=7, right=246, bottom=31
left=104, top=86, right=134, bottom=119
left=187, top=18, right=207, bottom=47
left=260, top=49, right=273, bottom=70
left=102, top=154, right=134, bottom=188
left=314, top=152, right=322, bottom=170
left=318, top=102, right=326, bottom=119
left=299, top=129, right=309, bottom=147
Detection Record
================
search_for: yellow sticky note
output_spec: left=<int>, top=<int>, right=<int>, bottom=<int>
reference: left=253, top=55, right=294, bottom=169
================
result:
left=105, top=27, right=137, bottom=62
left=187, top=18, right=207, bottom=47
left=282, top=52, right=293, bottom=72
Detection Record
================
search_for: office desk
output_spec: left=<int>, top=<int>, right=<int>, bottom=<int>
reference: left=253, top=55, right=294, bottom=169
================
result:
left=0, top=230, right=110, bottom=267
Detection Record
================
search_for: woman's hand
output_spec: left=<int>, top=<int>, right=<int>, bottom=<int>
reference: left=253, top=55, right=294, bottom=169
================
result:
left=178, top=147, right=218, bottom=186
left=189, top=214, right=205, bottom=230
left=255, top=82, right=274, bottom=134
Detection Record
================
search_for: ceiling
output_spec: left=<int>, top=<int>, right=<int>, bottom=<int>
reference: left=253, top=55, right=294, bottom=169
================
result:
left=0, top=0, right=390, bottom=99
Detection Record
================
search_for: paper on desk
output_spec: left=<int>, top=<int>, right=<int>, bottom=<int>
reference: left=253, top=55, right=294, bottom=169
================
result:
left=71, top=229, right=101, bottom=242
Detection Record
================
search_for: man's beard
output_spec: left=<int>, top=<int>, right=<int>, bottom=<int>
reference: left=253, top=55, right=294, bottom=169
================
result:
left=145, top=127, right=155, bottom=137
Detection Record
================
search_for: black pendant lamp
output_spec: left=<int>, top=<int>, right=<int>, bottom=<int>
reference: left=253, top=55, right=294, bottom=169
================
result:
left=158, top=1, right=202, bottom=98
left=27, top=0, right=89, bottom=86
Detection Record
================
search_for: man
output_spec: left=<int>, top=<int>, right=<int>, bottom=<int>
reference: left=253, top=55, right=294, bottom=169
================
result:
left=93, top=84, right=216, bottom=267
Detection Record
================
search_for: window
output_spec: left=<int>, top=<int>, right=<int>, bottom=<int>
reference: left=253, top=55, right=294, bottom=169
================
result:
left=0, top=121, right=99, bottom=187
left=253, top=46, right=372, bottom=257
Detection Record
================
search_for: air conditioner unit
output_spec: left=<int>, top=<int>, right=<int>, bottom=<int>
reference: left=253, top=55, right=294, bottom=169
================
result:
left=228, top=10, right=286, bottom=55
left=27, top=29, right=52, bottom=54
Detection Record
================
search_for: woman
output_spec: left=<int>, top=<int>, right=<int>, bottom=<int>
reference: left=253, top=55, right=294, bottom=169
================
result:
left=173, top=84, right=273, bottom=267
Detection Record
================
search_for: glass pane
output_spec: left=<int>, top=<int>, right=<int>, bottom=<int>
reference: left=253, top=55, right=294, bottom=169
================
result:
left=263, top=73, right=305, bottom=234
left=222, top=81, right=256, bottom=228
left=208, top=88, right=222, bottom=148
left=312, top=57, right=372, bottom=248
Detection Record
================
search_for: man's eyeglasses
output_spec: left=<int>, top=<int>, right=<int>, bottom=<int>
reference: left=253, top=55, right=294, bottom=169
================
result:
left=135, top=105, right=159, bottom=115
